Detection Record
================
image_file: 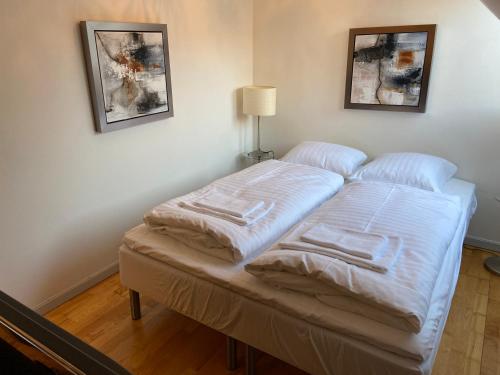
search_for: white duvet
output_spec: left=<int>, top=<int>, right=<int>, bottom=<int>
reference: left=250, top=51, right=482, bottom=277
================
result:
left=144, top=160, right=344, bottom=262
left=246, top=181, right=462, bottom=333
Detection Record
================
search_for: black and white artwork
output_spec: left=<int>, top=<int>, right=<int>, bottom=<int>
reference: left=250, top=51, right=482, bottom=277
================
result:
left=345, top=25, right=435, bottom=113
left=81, top=21, right=173, bottom=133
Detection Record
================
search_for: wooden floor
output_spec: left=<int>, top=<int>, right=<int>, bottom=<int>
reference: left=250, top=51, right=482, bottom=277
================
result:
left=45, top=246, right=500, bottom=375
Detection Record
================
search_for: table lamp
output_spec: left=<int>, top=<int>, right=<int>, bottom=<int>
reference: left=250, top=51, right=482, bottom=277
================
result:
left=243, top=85, right=277, bottom=161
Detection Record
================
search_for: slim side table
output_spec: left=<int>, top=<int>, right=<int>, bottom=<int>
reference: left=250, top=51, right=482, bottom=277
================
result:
left=245, top=149, right=274, bottom=163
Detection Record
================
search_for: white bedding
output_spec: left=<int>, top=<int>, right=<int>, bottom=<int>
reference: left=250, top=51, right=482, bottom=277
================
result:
left=121, top=178, right=476, bottom=368
left=246, top=181, right=463, bottom=333
left=144, top=159, right=344, bottom=262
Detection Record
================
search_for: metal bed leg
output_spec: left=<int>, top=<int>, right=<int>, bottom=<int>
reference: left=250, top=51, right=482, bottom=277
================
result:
left=245, top=344, right=256, bottom=375
left=129, top=290, right=141, bottom=320
left=226, top=336, right=237, bottom=370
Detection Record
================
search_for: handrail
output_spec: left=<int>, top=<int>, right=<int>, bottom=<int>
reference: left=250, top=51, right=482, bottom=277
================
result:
left=0, top=290, right=131, bottom=375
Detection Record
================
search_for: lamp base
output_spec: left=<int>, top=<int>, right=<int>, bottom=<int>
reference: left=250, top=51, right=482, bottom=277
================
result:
left=484, top=256, right=500, bottom=276
left=246, top=149, right=274, bottom=162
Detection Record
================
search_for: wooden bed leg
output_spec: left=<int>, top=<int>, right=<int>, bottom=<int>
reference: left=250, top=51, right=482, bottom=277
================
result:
left=226, top=336, right=237, bottom=370
left=245, top=344, right=256, bottom=375
left=129, top=290, right=141, bottom=320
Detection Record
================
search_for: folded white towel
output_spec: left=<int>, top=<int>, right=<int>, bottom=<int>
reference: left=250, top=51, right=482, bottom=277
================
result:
left=278, top=237, right=402, bottom=273
left=300, top=224, right=388, bottom=260
left=179, top=201, right=275, bottom=226
left=193, top=191, right=265, bottom=218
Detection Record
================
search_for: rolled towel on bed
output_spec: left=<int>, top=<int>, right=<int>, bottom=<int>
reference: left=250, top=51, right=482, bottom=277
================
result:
left=279, top=237, right=402, bottom=273
left=179, top=200, right=274, bottom=226
left=193, top=191, right=265, bottom=218
left=300, top=224, right=388, bottom=260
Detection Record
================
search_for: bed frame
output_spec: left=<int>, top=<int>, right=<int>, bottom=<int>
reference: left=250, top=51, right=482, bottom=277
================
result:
left=119, top=243, right=444, bottom=375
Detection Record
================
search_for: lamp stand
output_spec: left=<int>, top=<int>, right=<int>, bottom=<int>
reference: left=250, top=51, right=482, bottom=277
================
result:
left=485, top=256, right=500, bottom=276
left=257, top=115, right=261, bottom=152
left=247, top=115, right=274, bottom=162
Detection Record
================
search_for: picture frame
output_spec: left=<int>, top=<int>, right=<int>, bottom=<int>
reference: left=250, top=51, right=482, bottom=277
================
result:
left=344, top=24, right=436, bottom=113
left=80, top=21, right=174, bottom=133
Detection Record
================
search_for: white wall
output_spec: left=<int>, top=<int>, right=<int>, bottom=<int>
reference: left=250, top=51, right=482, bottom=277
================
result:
left=2, top=0, right=499, bottom=310
left=254, top=0, right=500, bottom=245
left=0, top=0, right=253, bottom=309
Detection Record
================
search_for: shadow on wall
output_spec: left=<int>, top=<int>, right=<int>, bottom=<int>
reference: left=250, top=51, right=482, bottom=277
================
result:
left=32, top=200, right=141, bottom=313
left=236, top=87, right=251, bottom=166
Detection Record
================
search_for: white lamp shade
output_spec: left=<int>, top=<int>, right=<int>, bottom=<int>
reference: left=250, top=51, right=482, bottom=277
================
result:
left=243, top=86, right=277, bottom=116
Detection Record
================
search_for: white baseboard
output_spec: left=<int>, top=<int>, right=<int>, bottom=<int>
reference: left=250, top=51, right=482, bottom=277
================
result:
left=34, top=261, right=119, bottom=315
left=465, top=235, right=500, bottom=253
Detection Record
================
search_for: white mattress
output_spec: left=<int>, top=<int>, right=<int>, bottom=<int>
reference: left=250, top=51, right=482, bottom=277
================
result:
left=119, top=178, right=476, bottom=375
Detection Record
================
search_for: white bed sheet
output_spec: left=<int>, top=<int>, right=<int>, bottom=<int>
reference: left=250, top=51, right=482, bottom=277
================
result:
left=119, top=178, right=476, bottom=375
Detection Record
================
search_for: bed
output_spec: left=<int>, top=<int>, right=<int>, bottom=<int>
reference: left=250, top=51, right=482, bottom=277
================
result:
left=119, top=177, right=476, bottom=375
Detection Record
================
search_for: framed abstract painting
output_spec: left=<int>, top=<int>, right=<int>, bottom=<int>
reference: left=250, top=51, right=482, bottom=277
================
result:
left=81, top=21, right=173, bottom=133
left=344, top=24, right=436, bottom=113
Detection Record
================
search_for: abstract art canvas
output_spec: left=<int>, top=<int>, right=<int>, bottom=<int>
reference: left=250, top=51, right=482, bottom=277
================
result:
left=81, top=21, right=173, bottom=133
left=344, top=25, right=435, bottom=113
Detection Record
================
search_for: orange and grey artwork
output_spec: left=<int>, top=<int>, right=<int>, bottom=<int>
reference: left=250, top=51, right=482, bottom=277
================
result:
left=95, top=31, right=169, bottom=123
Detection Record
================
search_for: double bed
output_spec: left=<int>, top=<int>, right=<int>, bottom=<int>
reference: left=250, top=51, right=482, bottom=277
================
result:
left=118, top=143, right=477, bottom=375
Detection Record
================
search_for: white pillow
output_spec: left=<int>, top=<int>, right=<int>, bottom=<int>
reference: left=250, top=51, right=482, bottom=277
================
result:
left=281, top=141, right=367, bottom=177
left=349, top=152, right=457, bottom=192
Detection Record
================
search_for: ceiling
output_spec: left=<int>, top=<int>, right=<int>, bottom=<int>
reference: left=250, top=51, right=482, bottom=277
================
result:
left=481, top=0, right=500, bottom=18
